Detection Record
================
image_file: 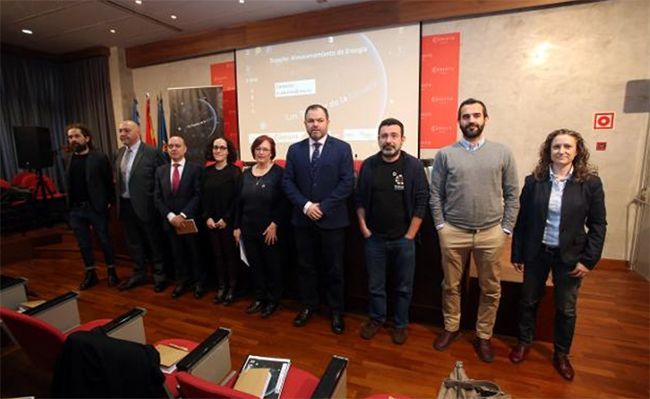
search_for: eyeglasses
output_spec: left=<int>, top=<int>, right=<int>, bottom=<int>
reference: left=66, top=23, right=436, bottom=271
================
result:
left=213, top=145, right=228, bottom=151
left=255, top=147, right=271, bottom=153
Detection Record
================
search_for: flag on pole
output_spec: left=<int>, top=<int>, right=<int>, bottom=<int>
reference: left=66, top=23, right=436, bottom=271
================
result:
left=131, top=98, right=140, bottom=124
left=144, top=94, right=156, bottom=146
left=157, top=95, right=169, bottom=153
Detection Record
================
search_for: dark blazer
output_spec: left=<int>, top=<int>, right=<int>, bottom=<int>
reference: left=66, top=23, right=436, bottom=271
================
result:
left=511, top=174, right=607, bottom=269
left=115, top=142, right=166, bottom=222
left=64, top=149, right=114, bottom=213
left=282, top=135, right=354, bottom=229
left=154, top=160, right=203, bottom=230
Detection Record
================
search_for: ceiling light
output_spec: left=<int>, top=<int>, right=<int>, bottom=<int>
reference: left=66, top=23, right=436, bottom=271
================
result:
left=22, top=29, right=33, bottom=35
left=135, top=0, right=142, bottom=4
left=170, top=15, right=177, bottom=20
left=239, top=0, right=245, bottom=4
left=110, top=29, right=116, bottom=34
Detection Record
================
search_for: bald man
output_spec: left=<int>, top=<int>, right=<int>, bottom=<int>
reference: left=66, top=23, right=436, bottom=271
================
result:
left=115, top=120, right=168, bottom=292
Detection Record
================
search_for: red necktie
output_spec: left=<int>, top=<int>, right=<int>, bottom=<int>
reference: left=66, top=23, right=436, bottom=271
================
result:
left=171, top=163, right=180, bottom=194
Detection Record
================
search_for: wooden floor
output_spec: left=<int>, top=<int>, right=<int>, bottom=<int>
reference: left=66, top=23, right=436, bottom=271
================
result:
left=1, top=227, right=649, bottom=398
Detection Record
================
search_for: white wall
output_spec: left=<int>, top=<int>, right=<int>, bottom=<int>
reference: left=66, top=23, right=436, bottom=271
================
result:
left=111, top=0, right=650, bottom=260
left=422, top=0, right=650, bottom=260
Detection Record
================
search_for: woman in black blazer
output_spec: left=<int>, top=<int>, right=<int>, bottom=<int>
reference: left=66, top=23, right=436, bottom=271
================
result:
left=509, top=129, right=606, bottom=381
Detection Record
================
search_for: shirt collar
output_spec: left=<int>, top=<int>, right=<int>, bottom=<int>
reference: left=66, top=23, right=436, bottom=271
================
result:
left=549, top=165, right=573, bottom=182
left=459, top=137, right=485, bottom=151
left=309, top=134, right=328, bottom=147
left=126, top=139, right=141, bottom=153
left=172, top=158, right=186, bottom=167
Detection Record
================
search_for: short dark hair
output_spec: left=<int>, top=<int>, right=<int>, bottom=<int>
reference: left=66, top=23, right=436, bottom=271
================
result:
left=304, top=104, right=329, bottom=120
left=377, top=118, right=404, bottom=137
left=250, top=135, right=276, bottom=160
left=457, top=98, right=488, bottom=121
left=204, top=136, right=238, bottom=164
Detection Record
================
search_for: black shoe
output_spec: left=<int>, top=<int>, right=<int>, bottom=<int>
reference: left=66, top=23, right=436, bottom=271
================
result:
left=213, top=286, right=226, bottom=304
left=222, top=288, right=235, bottom=305
left=80, top=270, right=99, bottom=290
left=246, top=300, right=264, bottom=314
left=293, top=308, right=314, bottom=327
left=153, top=281, right=167, bottom=293
left=261, top=303, right=279, bottom=319
left=193, top=284, right=205, bottom=299
left=107, top=269, right=120, bottom=287
left=331, top=314, right=345, bottom=335
left=119, top=276, right=146, bottom=292
left=171, top=284, right=187, bottom=299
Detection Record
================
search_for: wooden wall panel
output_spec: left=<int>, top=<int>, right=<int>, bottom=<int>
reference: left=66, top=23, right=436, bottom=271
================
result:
left=125, top=0, right=578, bottom=68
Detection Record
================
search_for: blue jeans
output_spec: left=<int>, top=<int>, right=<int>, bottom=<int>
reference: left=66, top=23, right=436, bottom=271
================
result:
left=518, top=248, right=582, bottom=354
left=68, top=206, right=115, bottom=270
left=365, top=235, right=416, bottom=328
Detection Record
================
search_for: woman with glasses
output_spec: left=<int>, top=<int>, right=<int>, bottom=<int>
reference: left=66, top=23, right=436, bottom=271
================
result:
left=234, top=135, right=287, bottom=318
left=201, top=137, right=241, bottom=305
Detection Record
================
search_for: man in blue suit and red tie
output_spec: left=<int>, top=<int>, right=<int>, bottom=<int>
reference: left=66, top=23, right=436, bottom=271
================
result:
left=282, top=104, right=355, bottom=335
left=154, top=135, right=204, bottom=299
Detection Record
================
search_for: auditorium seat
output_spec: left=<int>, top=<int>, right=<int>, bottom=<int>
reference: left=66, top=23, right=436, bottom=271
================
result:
left=0, top=292, right=147, bottom=372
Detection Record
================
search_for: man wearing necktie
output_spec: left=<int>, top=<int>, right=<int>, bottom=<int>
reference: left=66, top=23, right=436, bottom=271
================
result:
left=282, top=104, right=354, bottom=334
left=154, top=135, right=204, bottom=299
left=115, top=120, right=168, bottom=293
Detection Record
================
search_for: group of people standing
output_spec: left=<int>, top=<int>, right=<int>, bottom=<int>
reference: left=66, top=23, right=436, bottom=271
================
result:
left=62, top=98, right=606, bottom=381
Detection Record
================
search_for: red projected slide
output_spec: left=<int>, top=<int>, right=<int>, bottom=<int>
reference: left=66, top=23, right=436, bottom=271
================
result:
left=210, top=61, right=239, bottom=149
left=420, top=33, right=460, bottom=149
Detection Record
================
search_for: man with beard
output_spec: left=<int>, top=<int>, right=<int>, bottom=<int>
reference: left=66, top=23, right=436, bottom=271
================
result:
left=64, top=123, right=119, bottom=290
left=355, top=118, right=429, bottom=345
left=429, top=98, right=519, bottom=362
left=283, top=104, right=354, bottom=334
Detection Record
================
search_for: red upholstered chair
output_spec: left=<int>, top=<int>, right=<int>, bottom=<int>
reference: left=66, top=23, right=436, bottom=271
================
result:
left=177, top=365, right=319, bottom=399
left=0, top=307, right=110, bottom=372
left=353, top=159, right=363, bottom=174
left=155, top=338, right=200, bottom=398
left=0, top=179, right=11, bottom=190
left=274, top=159, right=286, bottom=168
left=11, top=172, right=33, bottom=188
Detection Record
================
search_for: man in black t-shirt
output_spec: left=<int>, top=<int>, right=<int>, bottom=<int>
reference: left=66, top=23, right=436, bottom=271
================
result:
left=355, top=118, right=429, bottom=345
left=64, top=123, right=118, bottom=290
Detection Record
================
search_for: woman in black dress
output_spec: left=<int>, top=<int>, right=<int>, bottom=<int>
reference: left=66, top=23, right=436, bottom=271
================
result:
left=234, top=135, right=286, bottom=318
left=201, top=137, right=241, bottom=305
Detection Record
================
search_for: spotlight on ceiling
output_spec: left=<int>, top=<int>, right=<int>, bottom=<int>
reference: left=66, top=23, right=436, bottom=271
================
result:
left=171, top=15, right=177, bottom=20
left=110, top=29, right=116, bottom=34
left=22, top=29, right=33, bottom=35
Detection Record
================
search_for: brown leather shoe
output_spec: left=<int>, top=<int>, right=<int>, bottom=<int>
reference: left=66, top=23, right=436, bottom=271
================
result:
left=360, top=319, right=382, bottom=340
left=553, top=353, right=575, bottom=381
left=473, top=338, right=495, bottom=363
left=509, top=343, right=530, bottom=364
left=433, top=330, right=461, bottom=351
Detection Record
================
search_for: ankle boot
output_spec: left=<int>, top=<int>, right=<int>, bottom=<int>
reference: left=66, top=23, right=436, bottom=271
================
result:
left=107, top=268, right=120, bottom=287
left=213, top=285, right=226, bottom=304
left=80, top=270, right=99, bottom=290
left=222, top=286, right=235, bottom=305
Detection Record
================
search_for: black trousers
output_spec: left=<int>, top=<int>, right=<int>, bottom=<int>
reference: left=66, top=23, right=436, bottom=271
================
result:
left=294, top=226, right=345, bottom=314
left=120, top=198, right=166, bottom=284
left=207, top=227, right=239, bottom=289
left=166, top=228, right=203, bottom=287
left=243, top=234, right=284, bottom=303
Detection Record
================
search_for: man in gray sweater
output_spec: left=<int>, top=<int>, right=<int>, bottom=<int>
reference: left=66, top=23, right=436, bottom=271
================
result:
left=429, top=98, right=519, bottom=363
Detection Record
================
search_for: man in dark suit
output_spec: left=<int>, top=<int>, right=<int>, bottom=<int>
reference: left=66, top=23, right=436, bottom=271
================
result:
left=64, top=123, right=119, bottom=290
left=115, top=120, right=168, bottom=292
left=154, top=135, right=204, bottom=299
left=282, top=104, right=354, bottom=334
